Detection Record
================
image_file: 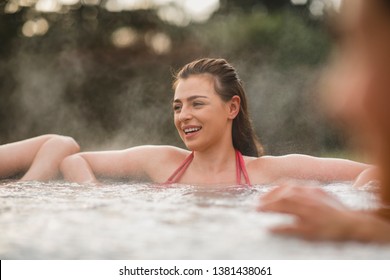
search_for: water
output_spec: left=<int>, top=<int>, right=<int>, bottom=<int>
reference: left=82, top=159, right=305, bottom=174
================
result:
left=0, top=181, right=389, bottom=259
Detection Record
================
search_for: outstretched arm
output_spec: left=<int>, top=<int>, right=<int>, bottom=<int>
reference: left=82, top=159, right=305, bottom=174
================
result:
left=262, top=154, right=370, bottom=183
left=0, top=134, right=80, bottom=181
left=60, top=145, right=184, bottom=184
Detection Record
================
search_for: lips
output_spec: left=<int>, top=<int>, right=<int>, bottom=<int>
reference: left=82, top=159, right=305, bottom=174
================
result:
left=182, top=126, right=202, bottom=135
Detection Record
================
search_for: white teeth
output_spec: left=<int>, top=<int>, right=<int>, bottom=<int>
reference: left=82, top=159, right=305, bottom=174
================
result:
left=184, top=127, right=201, bottom=134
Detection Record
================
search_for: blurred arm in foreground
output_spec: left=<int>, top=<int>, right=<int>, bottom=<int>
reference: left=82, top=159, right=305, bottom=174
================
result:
left=258, top=185, right=390, bottom=243
left=257, top=0, right=390, bottom=242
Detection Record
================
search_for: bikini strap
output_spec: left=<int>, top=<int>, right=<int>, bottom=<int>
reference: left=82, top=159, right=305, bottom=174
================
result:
left=166, top=150, right=251, bottom=186
left=165, top=152, right=194, bottom=184
left=236, top=150, right=251, bottom=186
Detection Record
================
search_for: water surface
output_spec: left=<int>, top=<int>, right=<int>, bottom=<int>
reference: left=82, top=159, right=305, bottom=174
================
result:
left=0, top=181, right=389, bottom=259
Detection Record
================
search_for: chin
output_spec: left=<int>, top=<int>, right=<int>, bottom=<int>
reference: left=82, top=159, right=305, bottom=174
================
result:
left=184, top=143, right=198, bottom=152
left=183, top=140, right=204, bottom=152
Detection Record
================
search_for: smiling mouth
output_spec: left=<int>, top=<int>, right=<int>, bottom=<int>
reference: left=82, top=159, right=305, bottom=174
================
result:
left=183, top=127, right=202, bottom=135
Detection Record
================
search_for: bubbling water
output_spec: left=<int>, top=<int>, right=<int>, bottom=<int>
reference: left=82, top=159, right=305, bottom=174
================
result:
left=0, top=180, right=388, bottom=259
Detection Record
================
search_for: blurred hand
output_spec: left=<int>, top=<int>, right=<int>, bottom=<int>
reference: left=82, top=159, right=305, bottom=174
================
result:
left=353, top=166, right=380, bottom=188
left=257, top=185, right=356, bottom=241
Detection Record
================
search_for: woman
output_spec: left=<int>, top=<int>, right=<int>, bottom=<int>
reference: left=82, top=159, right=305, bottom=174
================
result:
left=60, top=58, right=368, bottom=185
left=0, top=134, right=80, bottom=181
left=258, top=0, right=390, bottom=242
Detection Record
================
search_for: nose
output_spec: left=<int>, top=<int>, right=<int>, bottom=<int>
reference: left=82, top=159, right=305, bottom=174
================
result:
left=178, top=105, right=193, bottom=122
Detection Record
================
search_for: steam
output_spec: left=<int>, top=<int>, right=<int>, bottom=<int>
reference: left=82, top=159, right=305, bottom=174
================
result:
left=1, top=4, right=334, bottom=156
left=244, top=63, right=327, bottom=155
left=2, top=42, right=177, bottom=151
left=2, top=42, right=329, bottom=155
left=6, top=48, right=88, bottom=143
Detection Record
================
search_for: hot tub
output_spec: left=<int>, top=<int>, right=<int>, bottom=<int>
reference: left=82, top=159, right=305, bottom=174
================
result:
left=0, top=181, right=389, bottom=259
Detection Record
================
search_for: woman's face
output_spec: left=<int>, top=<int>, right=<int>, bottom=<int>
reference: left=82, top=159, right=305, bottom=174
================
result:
left=325, top=0, right=390, bottom=159
left=173, top=74, right=237, bottom=152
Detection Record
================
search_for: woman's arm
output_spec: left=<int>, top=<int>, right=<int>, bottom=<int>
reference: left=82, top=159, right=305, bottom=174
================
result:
left=60, top=145, right=185, bottom=183
left=0, top=134, right=80, bottom=181
left=262, top=154, right=370, bottom=183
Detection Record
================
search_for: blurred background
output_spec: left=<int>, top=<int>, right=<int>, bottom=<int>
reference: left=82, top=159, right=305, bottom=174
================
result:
left=0, top=0, right=350, bottom=156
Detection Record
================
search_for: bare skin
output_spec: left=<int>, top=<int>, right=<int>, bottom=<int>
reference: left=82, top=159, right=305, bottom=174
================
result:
left=258, top=185, right=390, bottom=243
left=0, top=134, right=80, bottom=181
left=353, top=166, right=379, bottom=188
left=61, top=75, right=369, bottom=185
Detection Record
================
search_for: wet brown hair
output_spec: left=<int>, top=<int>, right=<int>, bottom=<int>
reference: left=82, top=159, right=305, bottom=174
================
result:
left=173, top=58, right=263, bottom=157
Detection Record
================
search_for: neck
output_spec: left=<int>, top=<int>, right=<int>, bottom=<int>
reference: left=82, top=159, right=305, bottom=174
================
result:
left=192, top=142, right=236, bottom=174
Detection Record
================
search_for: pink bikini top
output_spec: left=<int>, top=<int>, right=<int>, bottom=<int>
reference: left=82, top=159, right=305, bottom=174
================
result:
left=165, top=150, right=251, bottom=185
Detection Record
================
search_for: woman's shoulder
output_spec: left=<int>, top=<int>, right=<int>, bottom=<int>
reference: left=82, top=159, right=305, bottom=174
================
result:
left=137, top=145, right=189, bottom=156
left=246, top=154, right=312, bottom=166
left=245, top=154, right=281, bottom=167
left=129, top=145, right=190, bottom=182
left=245, top=154, right=304, bottom=184
left=126, top=145, right=190, bottom=163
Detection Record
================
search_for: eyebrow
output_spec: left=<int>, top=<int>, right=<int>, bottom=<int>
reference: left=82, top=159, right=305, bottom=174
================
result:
left=173, top=95, right=209, bottom=103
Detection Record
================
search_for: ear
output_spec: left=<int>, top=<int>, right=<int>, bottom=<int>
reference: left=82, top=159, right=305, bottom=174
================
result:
left=227, top=95, right=241, bottom=120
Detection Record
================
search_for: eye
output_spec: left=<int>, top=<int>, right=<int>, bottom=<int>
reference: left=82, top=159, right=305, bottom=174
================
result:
left=193, top=101, right=204, bottom=108
left=173, top=104, right=182, bottom=112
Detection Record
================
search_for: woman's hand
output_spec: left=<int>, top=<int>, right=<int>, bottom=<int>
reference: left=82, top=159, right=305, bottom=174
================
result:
left=60, top=154, right=100, bottom=184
